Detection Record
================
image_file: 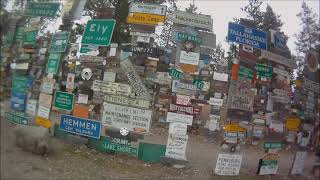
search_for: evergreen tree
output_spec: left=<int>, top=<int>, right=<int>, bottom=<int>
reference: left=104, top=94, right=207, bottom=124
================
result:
left=185, top=3, right=198, bottom=14
left=241, top=0, right=264, bottom=28
left=261, top=4, right=283, bottom=31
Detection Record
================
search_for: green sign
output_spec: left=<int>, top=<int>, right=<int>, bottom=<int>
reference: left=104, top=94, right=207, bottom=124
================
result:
left=255, top=64, right=272, bottom=78
left=176, top=32, right=202, bottom=44
left=261, top=159, right=278, bottom=166
left=53, top=91, right=74, bottom=111
left=49, top=31, right=70, bottom=52
left=24, top=2, right=60, bottom=18
left=102, top=137, right=137, bottom=157
left=82, top=19, right=116, bottom=46
left=264, top=142, right=282, bottom=149
left=46, top=53, right=61, bottom=74
left=193, top=79, right=204, bottom=90
left=15, top=27, right=25, bottom=42
left=12, top=76, right=28, bottom=93
left=23, top=30, right=38, bottom=46
left=80, top=44, right=99, bottom=53
left=5, top=112, right=28, bottom=125
left=169, top=68, right=183, bottom=79
left=239, top=66, right=254, bottom=80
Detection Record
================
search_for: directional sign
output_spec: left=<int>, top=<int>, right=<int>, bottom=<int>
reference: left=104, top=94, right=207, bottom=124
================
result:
left=228, top=22, right=267, bottom=50
left=5, top=111, right=28, bottom=125
left=49, top=31, right=70, bottom=52
left=130, top=3, right=167, bottom=16
left=24, top=2, right=60, bottom=18
left=82, top=19, right=116, bottom=46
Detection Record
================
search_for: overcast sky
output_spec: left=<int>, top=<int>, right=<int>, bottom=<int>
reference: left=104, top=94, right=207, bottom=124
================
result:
left=176, top=0, right=320, bottom=55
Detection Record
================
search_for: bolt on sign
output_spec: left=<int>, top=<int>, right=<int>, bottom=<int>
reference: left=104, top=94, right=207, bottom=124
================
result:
left=101, top=137, right=138, bottom=157
left=53, top=91, right=74, bottom=111
left=228, top=22, right=267, bottom=50
left=81, top=19, right=116, bottom=46
left=127, top=12, right=166, bottom=26
left=214, top=153, right=242, bottom=176
left=24, top=2, right=60, bottom=18
left=174, top=31, right=202, bottom=44
left=46, top=53, right=61, bottom=74
left=60, top=114, right=101, bottom=139
left=192, top=79, right=205, bottom=90
left=169, top=103, right=194, bottom=115
left=165, top=134, right=188, bottom=160
left=102, top=102, right=152, bottom=133
left=172, top=11, right=213, bottom=31
left=49, top=31, right=70, bottom=52
left=5, top=112, right=28, bottom=125
left=23, top=29, right=38, bottom=47
left=263, top=142, right=282, bottom=149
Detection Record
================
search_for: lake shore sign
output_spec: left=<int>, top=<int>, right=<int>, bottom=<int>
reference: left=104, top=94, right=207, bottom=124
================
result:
left=228, top=22, right=267, bottom=50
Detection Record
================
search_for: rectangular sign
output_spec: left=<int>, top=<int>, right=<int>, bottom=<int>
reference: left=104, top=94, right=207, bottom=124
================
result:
left=24, top=2, right=60, bottom=18
left=255, top=63, right=272, bottom=78
left=12, top=76, right=28, bottom=93
left=38, top=93, right=52, bottom=108
left=228, top=22, right=267, bottom=50
left=172, top=11, right=213, bottom=31
left=11, top=91, right=27, bottom=111
left=35, top=116, right=52, bottom=128
left=103, top=72, right=116, bottom=82
left=229, top=94, right=254, bottom=112
left=259, top=159, right=278, bottom=175
left=37, top=105, right=50, bottom=119
left=176, top=94, right=191, bottom=105
left=102, top=102, right=152, bottom=133
left=53, top=91, right=74, bottom=111
left=179, top=51, right=200, bottom=65
left=49, top=31, right=70, bottom=52
left=66, top=73, right=75, bottom=91
left=169, top=103, right=194, bottom=115
left=214, top=153, right=242, bottom=176
left=102, top=137, right=138, bottom=156
left=127, top=12, right=165, bottom=26
left=209, top=98, right=223, bottom=106
left=105, top=94, right=150, bottom=109
left=303, top=78, right=320, bottom=94
left=213, top=72, right=228, bottom=82
left=46, top=53, right=61, bottom=74
left=261, top=50, right=294, bottom=68
left=82, top=19, right=116, bottom=46
left=60, top=114, right=101, bottom=139
left=92, top=80, right=132, bottom=96
left=5, top=111, right=28, bottom=125
left=130, top=3, right=167, bottom=16
left=273, top=67, right=289, bottom=77
left=41, top=77, right=55, bottom=94
left=291, top=151, right=307, bottom=175
left=166, top=112, right=193, bottom=125
left=165, top=134, right=188, bottom=160
left=26, top=99, right=37, bottom=116
left=169, top=122, right=188, bottom=136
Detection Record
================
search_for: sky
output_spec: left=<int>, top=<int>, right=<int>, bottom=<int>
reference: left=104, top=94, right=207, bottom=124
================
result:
left=176, top=0, right=320, bottom=55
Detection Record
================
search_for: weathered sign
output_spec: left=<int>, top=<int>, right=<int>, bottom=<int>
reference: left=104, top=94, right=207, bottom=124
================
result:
left=291, top=151, right=307, bottom=175
left=169, top=103, right=194, bottom=115
left=5, top=111, right=28, bottom=125
left=11, top=91, right=27, bottom=111
left=102, top=137, right=138, bottom=156
left=105, top=94, right=150, bottom=109
left=179, top=51, right=200, bottom=65
left=38, top=93, right=53, bottom=108
left=129, top=3, right=167, bottom=16
left=127, top=12, right=165, bottom=26
left=24, top=2, right=60, bottom=18
left=92, top=80, right=132, bottom=96
left=209, top=97, right=223, bottom=106
left=169, top=122, right=188, bottom=136
left=26, top=99, right=37, bottom=116
left=229, top=94, right=254, bottom=112
left=37, top=105, right=50, bottom=119
left=176, top=94, right=191, bottom=105
left=49, top=31, right=70, bottom=52
left=53, top=91, right=74, bottom=111
left=82, top=19, right=116, bottom=46
left=305, top=50, right=319, bottom=73
left=35, top=116, right=52, bottom=128
left=60, top=114, right=101, bottom=139
left=303, top=78, right=320, bottom=94
left=214, top=153, right=242, bottom=176
left=213, top=72, right=228, bottom=82
left=172, top=11, right=213, bottom=31
left=12, top=76, right=28, bottom=93
left=102, top=102, right=152, bottom=133
left=41, top=77, right=55, bottom=94
left=46, top=53, right=61, bottom=74
left=259, top=154, right=279, bottom=175
left=255, top=63, right=272, bottom=78
left=166, top=112, right=193, bottom=125
left=239, top=66, right=254, bottom=80
left=261, top=50, right=294, bottom=68
left=165, top=134, right=188, bottom=160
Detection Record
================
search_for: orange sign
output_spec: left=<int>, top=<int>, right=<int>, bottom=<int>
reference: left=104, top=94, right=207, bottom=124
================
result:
left=73, top=104, right=89, bottom=119
left=35, top=116, right=52, bottom=128
left=286, top=117, right=301, bottom=130
left=180, top=64, right=198, bottom=74
left=224, top=123, right=246, bottom=132
left=127, top=12, right=165, bottom=26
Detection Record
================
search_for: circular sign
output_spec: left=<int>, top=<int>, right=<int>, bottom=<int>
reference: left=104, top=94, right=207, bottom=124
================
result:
left=305, top=51, right=319, bottom=72
left=120, top=127, right=129, bottom=136
left=81, top=68, right=92, bottom=80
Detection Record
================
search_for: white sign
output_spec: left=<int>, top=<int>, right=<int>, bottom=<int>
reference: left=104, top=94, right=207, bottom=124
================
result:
left=41, top=77, right=55, bottom=94
left=208, top=115, right=220, bottom=131
left=214, top=153, right=242, bottom=176
left=172, top=11, right=213, bottom=31
left=37, top=105, right=50, bottom=119
left=273, top=67, right=289, bottom=77
left=26, top=99, right=37, bottom=116
left=130, top=31, right=157, bottom=38
left=66, top=73, right=75, bottom=90
left=102, top=102, right=152, bottom=133
left=130, top=3, right=167, bottom=16
left=92, top=80, right=132, bottom=96
left=105, top=94, right=150, bottom=109
left=166, top=112, right=193, bottom=125
left=179, top=51, right=200, bottom=65
left=77, top=94, right=88, bottom=104
left=136, top=36, right=150, bottom=43
left=176, top=94, right=191, bottom=105
left=259, top=159, right=278, bottom=175
left=261, top=50, right=294, bottom=68
left=291, top=151, right=307, bottom=175
left=209, top=97, right=223, bottom=106
left=269, top=120, right=284, bottom=133
left=169, top=122, right=188, bottom=135
left=38, top=93, right=52, bottom=108
left=213, top=72, right=228, bottom=82
left=165, top=134, right=188, bottom=160
left=103, top=72, right=116, bottom=82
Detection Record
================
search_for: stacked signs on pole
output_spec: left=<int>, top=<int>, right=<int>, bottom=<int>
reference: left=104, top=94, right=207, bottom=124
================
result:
left=128, top=3, right=167, bottom=26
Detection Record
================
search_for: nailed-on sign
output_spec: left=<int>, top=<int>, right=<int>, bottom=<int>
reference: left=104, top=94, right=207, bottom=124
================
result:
left=102, top=102, right=152, bottom=133
left=92, top=80, right=132, bottom=96
left=105, top=94, right=150, bottom=109
left=172, top=11, right=213, bottom=31
left=82, top=19, right=116, bottom=46
left=165, top=134, right=188, bottom=160
left=261, top=50, right=294, bottom=68
left=53, top=91, right=74, bottom=111
left=130, top=3, right=167, bottom=16
left=215, top=153, right=242, bottom=176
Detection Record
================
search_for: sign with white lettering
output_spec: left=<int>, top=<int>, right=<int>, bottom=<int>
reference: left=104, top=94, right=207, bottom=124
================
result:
left=53, top=91, right=74, bottom=111
left=49, top=31, right=70, bottom=52
left=60, top=114, right=101, bottom=139
left=165, top=134, right=188, bottom=160
left=273, top=67, right=289, bottom=77
left=214, top=153, right=242, bottom=176
left=92, top=80, right=132, bottom=96
left=105, top=94, right=150, bottom=109
left=169, top=122, right=188, bottom=135
left=229, top=94, right=254, bottom=111
left=259, top=154, right=279, bottom=175
left=176, top=94, right=191, bottom=105
left=102, top=102, right=152, bottom=133
left=172, top=11, right=213, bottom=31
left=169, top=103, right=194, bottom=115
left=166, top=112, right=193, bottom=125
left=291, top=151, right=306, bottom=175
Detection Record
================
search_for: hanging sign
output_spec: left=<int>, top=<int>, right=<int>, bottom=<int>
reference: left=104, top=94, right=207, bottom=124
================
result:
left=60, top=114, right=101, bottom=139
left=305, top=50, right=319, bottom=73
left=24, top=2, right=60, bottom=18
left=165, top=134, right=188, bottom=160
left=46, top=53, right=61, bottom=74
left=214, top=153, right=242, bottom=176
left=82, top=19, right=116, bottom=46
left=169, top=122, right=188, bottom=136
left=49, top=31, right=70, bottom=52
left=172, top=11, right=213, bottom=31
left=5, top=111, right=28, bottom=125
left=105, top=94, right=150, bottom=109
left=166, top=112, right=193, bottom=125
left=291, top=151, right=307, bottom=175
left=228, top=22, right=267, bottom=50
left=129, top=3, right=167, bottom=16
left=127, top=12, right=166, bottom=26
left=53, top=91, right=74, bottom=111
left=101, top=102, right=152, bottom=133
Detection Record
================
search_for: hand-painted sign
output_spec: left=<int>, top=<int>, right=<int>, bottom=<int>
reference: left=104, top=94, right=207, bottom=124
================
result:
left=24, top=2, right=60, bottom=18
left=127, top=12, right=165, bottom=26
left=46, top=53, right=61, bottom=74
left=102, top=102, right=152, bottom=133
left=91, top=80, right=132, bottom=96
left=172, top=11, right=213, bottom=31
left=102, top=137, right=138, bottom=156
left=82, top=19, right=116, bottom=46
left=49, top=31, right=70, bottom=52
left=165, top=134, right=188, bottom=160
left=130, top=3, right=166, bottom=16
left=53, top=91, right=74, bottom=111
left=60, top=114, right=101, bottom=139
left=5, top=111, right=28, bottom=125
left=105, top=94, right=150, bottom=109
left=215, top=153, right=242, bottom=176
left=228, top=22, right=267, bottom=50
left=166, top=112, right=193, bottom=125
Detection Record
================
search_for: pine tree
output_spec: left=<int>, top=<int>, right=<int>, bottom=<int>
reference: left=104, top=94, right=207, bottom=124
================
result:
left=261, top=4, right=283, bottom=31
left=185, top=3, right=198, bottom=14
left=241, top=0, right=264, bottom=28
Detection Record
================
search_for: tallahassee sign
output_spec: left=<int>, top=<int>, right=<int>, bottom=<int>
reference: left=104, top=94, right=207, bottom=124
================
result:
left=228, top=22, right=267, bottom=50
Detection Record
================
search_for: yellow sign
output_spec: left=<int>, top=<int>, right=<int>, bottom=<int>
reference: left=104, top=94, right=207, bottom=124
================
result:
left=286, top=117, right=301, bottom=130
left=35, top=116, right=52, bottom=128
left=127, top=12, right=165, bottom=26
left=224, top=123, right=246, bottom=132
left=295, top=80, right=303, bottom=88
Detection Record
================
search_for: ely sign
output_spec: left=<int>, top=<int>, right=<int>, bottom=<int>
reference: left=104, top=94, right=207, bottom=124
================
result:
left=228, top=22, right=267, bottom=50
left=82, top=19, right=116, bottom=46
left=24, top=2, right=60, bottom=18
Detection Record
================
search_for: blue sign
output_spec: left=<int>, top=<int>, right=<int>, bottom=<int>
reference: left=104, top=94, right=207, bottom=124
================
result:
left=60, top=114, right=101, bottom=139
left=10, top=91, right=27, bottom=111
left=227, top=22, right=267, bottom=50
left=273, top=32, right=287, bottom=49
